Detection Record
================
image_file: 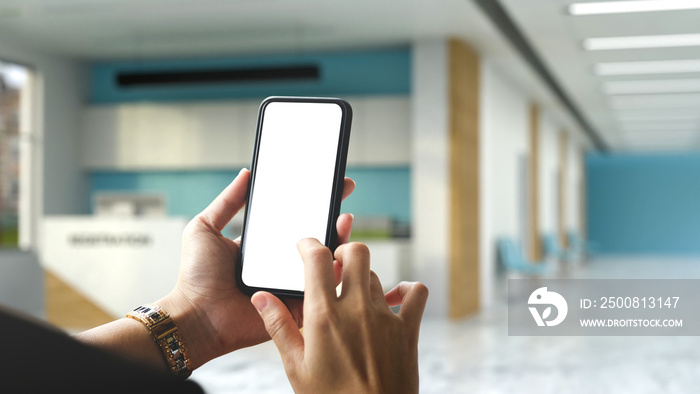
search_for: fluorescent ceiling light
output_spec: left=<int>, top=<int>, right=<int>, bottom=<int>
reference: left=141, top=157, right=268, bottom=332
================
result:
left=584, top=34, right=700, bottom=50
left=609, top=93, right=700, bottom=109
left=595, top=59, right=700, bottom=75
left=619, top=120, right=700, bottom=132
left=617, top=113, right=700, bottom=122
left=623, top=140, right=698, bottom=151
left=570, top=1, right=700, bottom=15
left=615, top=108, right=700, bottom=122
left=622, top=129, right=700, bottom=146
left=623, top=129, right=699, bottom=138
left=604, top=78, right=700, bottom=94
left=623, top=146, right=696, bottom=153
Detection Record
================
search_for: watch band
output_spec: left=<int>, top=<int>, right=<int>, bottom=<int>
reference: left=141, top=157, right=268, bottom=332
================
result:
left=127, top=304, right=192, bottom=378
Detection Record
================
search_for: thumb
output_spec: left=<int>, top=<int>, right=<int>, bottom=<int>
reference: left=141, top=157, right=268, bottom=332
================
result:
left=251, top=292, right=304, bottom=364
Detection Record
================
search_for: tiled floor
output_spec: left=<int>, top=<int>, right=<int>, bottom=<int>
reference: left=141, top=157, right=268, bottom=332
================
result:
left=191, top=257, right=700, bottom=393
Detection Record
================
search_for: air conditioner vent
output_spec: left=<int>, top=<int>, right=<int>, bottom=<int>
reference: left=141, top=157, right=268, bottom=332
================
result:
left=116, top=64, right=319, bottom=87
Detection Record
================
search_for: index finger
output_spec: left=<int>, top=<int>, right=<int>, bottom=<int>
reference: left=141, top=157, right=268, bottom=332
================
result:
left=198, top=168, right=250, bottom=231
left=297, top=238, right=337, bottom=303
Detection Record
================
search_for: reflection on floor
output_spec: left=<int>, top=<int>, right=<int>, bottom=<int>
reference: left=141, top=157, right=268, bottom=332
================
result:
left=191, top=257, right=700, bottom=393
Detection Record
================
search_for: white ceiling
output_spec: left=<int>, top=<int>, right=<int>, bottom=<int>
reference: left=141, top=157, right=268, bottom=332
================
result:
left=0, top=0, right=502, bottom=59
left=3, top=0, right=696, bottom=152
left=501, top=0, right=700, bottom=152
left=0, top=0, right=552, bottom=118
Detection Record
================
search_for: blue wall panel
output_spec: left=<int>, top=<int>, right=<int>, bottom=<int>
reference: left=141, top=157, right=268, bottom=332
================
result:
left=587, top=153, right=700, bottom=255
left=87, top=47, right=412, bottom=224
left=91, top=48, right=410, bottom=103
left=90, top=167, right=411, bottom=223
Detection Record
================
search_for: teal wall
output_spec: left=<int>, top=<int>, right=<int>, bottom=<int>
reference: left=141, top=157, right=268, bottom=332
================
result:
left=87, top=47, right=412, bottom=223
left=587, top=153, right=700, bottom=255
left=91, top=47, right=410, bottom=103
left=90, top=167, right=411, bottom=222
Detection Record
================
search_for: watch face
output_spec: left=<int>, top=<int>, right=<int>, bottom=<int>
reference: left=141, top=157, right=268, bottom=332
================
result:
left=133, top=305, right=165, bottom=324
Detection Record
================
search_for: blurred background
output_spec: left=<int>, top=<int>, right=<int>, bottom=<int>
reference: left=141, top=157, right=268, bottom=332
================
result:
left=2, top=0, right=700, bottom=392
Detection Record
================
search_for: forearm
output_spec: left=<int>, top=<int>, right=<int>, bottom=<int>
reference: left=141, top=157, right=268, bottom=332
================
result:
left=74, top=290, right=218, bottom=374
left=75, top=317, right=168, bottom=372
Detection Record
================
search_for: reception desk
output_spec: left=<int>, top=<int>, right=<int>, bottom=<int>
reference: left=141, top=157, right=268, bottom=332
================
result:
left=41, top=216, right=188, bottom=318
left=40, top=216, right=411, bottom=319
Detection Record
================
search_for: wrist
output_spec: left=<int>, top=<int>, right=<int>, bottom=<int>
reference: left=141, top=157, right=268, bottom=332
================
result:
left=157, top=289, right=220, bottom=370
left=126, top=304, right=193, bottom=378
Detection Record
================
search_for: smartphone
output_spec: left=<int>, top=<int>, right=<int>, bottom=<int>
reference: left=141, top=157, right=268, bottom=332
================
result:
left=237, top=96, right=352, bottom=298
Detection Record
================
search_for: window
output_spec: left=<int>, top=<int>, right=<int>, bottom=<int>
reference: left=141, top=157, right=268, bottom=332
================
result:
left=0, top=61, right=29, bottom=248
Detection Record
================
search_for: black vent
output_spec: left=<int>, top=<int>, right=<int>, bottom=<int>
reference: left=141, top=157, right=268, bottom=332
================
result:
left=117, top=64, right=320, bottom=87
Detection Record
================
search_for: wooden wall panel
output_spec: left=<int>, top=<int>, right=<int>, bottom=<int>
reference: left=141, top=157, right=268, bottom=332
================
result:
left=528, top=104, right=542, bottom=261
left=448, top=38, right=480, bottom=319
left=558, top=131, right=568, bottom=248
left=580, top=148, right=587, bottom=240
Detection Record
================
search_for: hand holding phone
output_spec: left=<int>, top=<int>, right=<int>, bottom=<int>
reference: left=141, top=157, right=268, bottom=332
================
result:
left=237, top=97, right=352, bottom=298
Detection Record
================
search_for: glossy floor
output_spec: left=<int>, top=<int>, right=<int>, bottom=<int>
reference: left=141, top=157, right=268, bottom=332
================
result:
left=191, top=257, right=700, bottom=393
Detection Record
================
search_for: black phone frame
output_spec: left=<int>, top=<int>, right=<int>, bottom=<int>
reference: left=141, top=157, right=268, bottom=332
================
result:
left=236, top=96, right=353, bottom=299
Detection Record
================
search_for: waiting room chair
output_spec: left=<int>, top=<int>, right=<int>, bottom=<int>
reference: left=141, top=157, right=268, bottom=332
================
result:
left=497, top=238, right=552, bottom=276
left=542, top=234, right=578, bottom=265
left=567, top=231, right=596, bottom=261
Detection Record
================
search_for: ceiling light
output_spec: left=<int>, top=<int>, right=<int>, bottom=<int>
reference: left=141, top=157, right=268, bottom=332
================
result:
left=622, top=130, right=700, bottom=146
left=622, top=129, right=699, bottom=138
left=619, top=120, right=700, bottom=132
left=615, top=108, right=700, bottom=122
left=623, top=140, right=698, bottom=151
left=604, top=79, right=700, bottom=95
left=609, top=93, right=700, bottom=109
left=570, top=1, right=700, bottom=15
left=583, top=34, right=700, bottom=50
left=595, top=59, right=700, bottom=75
left=618, top=114, right=700, bottom=122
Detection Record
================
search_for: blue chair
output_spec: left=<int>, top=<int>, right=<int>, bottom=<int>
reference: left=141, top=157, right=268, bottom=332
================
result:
left=542, top=234, right=577, bottom=264
left=568, top=232, right=596, bottom=261
left=497, top=238, right=551, bottom=276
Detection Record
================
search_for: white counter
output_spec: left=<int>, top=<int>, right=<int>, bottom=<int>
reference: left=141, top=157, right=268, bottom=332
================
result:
left=39, top=216, right=412, bottom=317
left=41, top=216, right=187, bottom=318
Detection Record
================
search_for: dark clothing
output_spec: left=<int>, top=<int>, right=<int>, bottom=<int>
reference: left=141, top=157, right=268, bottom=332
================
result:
left=0, top=307, right=204, bottom=393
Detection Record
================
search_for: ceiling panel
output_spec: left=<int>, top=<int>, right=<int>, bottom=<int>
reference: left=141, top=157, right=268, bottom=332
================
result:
left=0, top=0, right=489, bottom=59
left=501, top=0, right=700, bottom=152
left=3, top=0, right=685, bottom=151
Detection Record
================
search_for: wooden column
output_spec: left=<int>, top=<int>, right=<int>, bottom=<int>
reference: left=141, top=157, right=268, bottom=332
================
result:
left=528, top=104, right=542, bottom=261
left=448, top=38, right=480, bottom=319
left=558, top=131, right=568, bottom=248
left=579, top=148, right=587, bottom=239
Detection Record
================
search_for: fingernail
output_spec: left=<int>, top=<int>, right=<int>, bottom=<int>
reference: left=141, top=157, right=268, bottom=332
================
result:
left=349, top=213, right=355, bottom=220
left=251, top=295, right=268, bottom=312
left=230, top=168, right=246, bottom=185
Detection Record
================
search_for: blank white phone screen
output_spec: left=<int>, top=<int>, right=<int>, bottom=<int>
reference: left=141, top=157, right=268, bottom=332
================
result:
left=241, top=101, right=343, bottom=292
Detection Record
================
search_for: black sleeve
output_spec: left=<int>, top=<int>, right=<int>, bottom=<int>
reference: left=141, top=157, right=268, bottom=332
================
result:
left=0, top=307, right=205, bottom=394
